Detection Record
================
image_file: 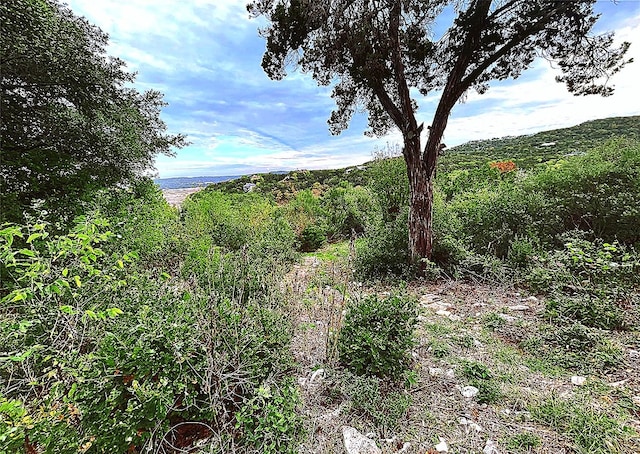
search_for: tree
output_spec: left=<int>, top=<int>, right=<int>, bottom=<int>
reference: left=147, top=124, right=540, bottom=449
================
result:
left=248, top=0, right=631, bottom=263
left=0, top=0, right=185, bottom=225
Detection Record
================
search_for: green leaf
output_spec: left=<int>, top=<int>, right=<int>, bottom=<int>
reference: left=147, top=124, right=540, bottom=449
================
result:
left=26, top=233, right=42, bottom=243
left=106, top=307, right=124, bottom=318
left=18, top=248, right=35, bottom=257
left=74, top=275, right=82, bottom=287
left=85, top=310, right=97, bottom=320
left=60, top=305, right=75, bottom=315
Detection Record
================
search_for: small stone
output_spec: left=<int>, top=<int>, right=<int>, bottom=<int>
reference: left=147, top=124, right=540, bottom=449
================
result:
left=632, top=396, right=640, bottom=406
left=507, top=305, right=530, bottom=311
left=436, top=309, right=452, bottom=317
left=397, top=442, right=411, bottom=453
left=483, top=439, right=500, bottom=454
left=435, top=438, right=449, bottom=452
left=525, top=296, right=539, bottom=302
left=609, top=379, right=629, bottom=387
left=445, top=369, right=456, bottom=379
left=459, top=417, right=483, bottom=432
left=571, top=376, right=586, bottom=386
left=429, top=367, right=444, bottom=376
left=308, top=368, right=325, bottom=385
left=460, top=386, right=479, bottom=398
left=342, top=426, right=382, bottom=454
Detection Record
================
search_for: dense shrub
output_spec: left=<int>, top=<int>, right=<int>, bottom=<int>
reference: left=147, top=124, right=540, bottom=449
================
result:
left=321, top=182, right=376, bottom=240
left=0, top=204, right=300, bottom=452
left=355, top=207, right=415, bottom=278
left=298, top=223, right=327, bottom=252
left=338, top=294, right=418, bottom=380
left=526, top=138, right=640, bottom=245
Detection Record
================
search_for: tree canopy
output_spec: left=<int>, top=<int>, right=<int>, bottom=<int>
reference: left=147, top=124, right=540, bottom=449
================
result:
left=249, top=0, right=631, bottom=261
left=0, top=0, right=185, bottom=225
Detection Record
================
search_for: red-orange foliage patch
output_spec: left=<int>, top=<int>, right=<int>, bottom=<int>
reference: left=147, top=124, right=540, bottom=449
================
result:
left=489, top=160, right=517, bottom=173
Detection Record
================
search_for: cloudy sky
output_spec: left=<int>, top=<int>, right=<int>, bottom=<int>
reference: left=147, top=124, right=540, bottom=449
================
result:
left=66, top=0, right=640, bottom=178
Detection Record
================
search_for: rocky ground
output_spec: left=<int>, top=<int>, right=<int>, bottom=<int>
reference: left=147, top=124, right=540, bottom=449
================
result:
left=284, top=245, right=640, bottom=454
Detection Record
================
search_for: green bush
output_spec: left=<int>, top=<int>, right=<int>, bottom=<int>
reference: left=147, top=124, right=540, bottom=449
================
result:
left=321, top=182, right=375, bottom=240
left=298, top=223, right=327, bottom=252
left=0, top=207, right=297, bottom=452
left=355, top=207, right=415, bottom=279
left=527, top=138, right=640, bottom=245
left=235, top=380, right=304, bottom=454
left=338, top=294, right=418, bottom=380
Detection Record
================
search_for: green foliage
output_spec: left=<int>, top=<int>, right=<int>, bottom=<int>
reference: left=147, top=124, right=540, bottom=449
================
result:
left=355, top=207, right=414, bottom=279
left=506, top=432, right=541, bottom=451
left=521, top=322, right=623, bottom=373
left=340, top=373, right=411, bottom=430
left=0, top=194, right=298, bottom=452
left=0, top=0, right=185, bottom=227
left=321, top=182, right=375, bottom=240
left=528, top=235, right=639, bottom=330
left=531, top=394, right=635, bottom=453
left=235, top=380, right=304, bottom=454
left=298, top=224, right=327, bottom=252
left=338, top=294, right=418, bottom=380
left=460, top=361, right=502, bottom=404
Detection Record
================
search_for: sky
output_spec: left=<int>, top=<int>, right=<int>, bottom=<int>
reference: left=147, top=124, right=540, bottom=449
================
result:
left=66, top=0, right=640, bottom=178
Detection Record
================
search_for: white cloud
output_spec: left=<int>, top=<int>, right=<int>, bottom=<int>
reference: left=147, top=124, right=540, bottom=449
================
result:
left=66, top=1, right=640, bottom=178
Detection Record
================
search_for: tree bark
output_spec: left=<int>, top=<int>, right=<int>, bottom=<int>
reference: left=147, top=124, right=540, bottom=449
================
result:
left=404, top=138, right=436, bottom=264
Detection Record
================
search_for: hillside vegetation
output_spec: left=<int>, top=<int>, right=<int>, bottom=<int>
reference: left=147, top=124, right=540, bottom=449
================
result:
left=2, top=119, right=639, bottom=453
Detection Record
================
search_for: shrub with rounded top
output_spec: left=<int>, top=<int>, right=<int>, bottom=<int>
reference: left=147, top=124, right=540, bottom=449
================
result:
left=337, top=294, right=418, bottom=381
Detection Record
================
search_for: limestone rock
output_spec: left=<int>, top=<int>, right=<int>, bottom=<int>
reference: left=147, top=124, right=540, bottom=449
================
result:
left=483, top=439, right=500, bottom=454
left=435, top=437, right=449, bottom=452
left=342, top=426, right=381, bottom=454
left=460, top=386, right=479, bottom=398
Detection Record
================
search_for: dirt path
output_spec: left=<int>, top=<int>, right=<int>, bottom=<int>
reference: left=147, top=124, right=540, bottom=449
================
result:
left=285, top=248, right=640, bottom=453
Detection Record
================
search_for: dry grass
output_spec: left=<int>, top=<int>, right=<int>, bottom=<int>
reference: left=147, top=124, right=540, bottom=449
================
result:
left=283, top=245, right=640, bottom=453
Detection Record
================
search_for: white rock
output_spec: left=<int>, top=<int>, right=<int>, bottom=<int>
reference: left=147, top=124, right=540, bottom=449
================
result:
left=460, top=386, right=479, bottom=398
left=397, top=442, right=411, bottom=453
left=445, top=369, right=456, bottom=379
left=525, top=296, right=539, bottom=302
left=507, top=305, right=530, bottom=311
left=633, top=396, right=640, bottom=405
left=342, top=426, right=381, bottom=454
left=308, top=368, right=325, bottom=385
left=571, top=375, right=586, bottom=386
left=429, top=367, right=445, bottom=376
left=448, top=314, right=462, bottom=322
left=483, top=439, right=500, bottom=454
left=458, top=417, right=483, bottom=432
left=435, top=437, right=449, bottom=452
left=609, top=379, right=629, bottom=387
left=436, top=309, right=452, bottom=317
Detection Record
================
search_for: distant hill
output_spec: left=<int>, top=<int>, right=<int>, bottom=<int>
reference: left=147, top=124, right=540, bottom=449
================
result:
left=439, top=115, right=639, bottom=171
left=204, top=115, right=638, bottom=199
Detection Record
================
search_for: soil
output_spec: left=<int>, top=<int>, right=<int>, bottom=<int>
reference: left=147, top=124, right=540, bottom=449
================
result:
left=286, top=249, right=640, bottom=454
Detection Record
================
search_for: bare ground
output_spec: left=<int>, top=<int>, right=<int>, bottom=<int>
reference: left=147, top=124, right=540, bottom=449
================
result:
left=284, top=248, right=640, bottom=453
left=162, top=187, right=204, bottom=207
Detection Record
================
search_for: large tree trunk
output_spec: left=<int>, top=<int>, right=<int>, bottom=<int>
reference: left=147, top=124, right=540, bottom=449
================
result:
left=404, top=139, right=436, bottom=264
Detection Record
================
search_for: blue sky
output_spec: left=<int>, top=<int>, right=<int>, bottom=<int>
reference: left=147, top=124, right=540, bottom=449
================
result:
left=66, top=0, right=640, bottom=178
